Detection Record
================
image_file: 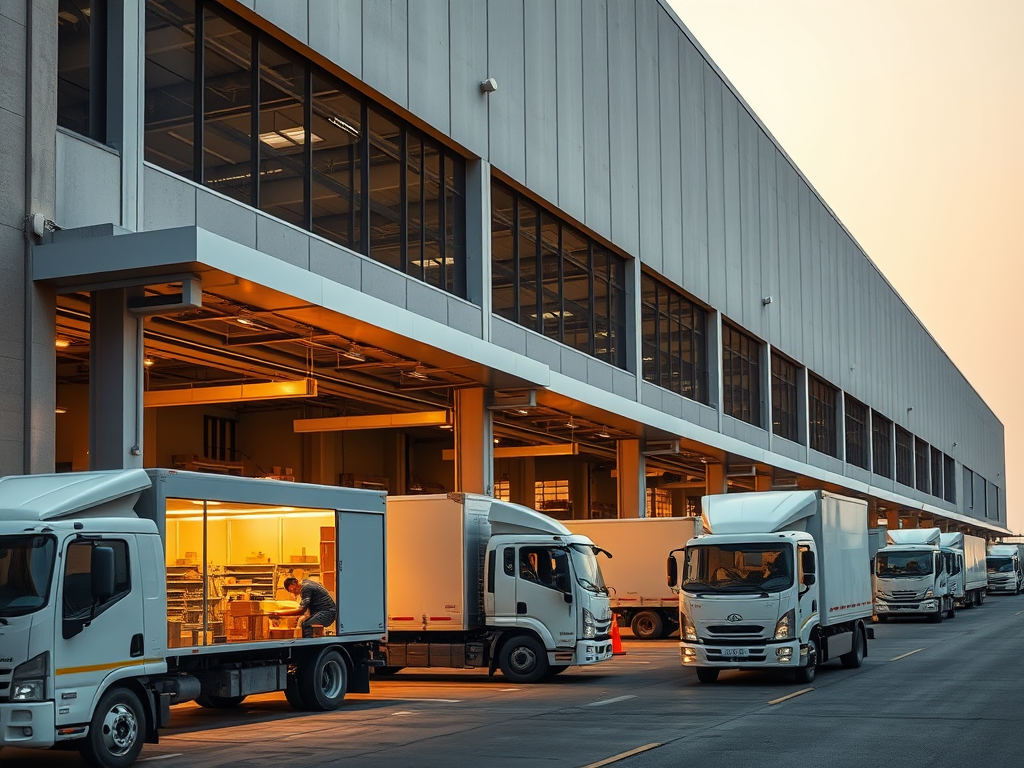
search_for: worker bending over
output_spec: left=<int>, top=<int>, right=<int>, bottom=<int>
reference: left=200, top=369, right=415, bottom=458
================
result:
left=270, top=577, right=337, bottom=638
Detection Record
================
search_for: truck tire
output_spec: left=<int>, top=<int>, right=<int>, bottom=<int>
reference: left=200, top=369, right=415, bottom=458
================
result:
left=498, top=635, right=549, bottom=684
left=630, top=610, right=664, bottom=640
left=285, top=672, right=307, bottom=710
left=794, top=637, right=818, bottom=684
left=946, top=599, right=956, bottom=620
left=840, top=627, right=865, bottom=669
left=977, top=590, right=986, bottom=606
left=78, top=687, right=146, bottom=768
left=298, top=648, right=349, bottom=711
left=928, top=606, right=943, bottom=623
left=695, top=668, right=719, bottom=684
left=195, top=694, right=246, bottom=709
left=547, top=665, right=570, bottom=676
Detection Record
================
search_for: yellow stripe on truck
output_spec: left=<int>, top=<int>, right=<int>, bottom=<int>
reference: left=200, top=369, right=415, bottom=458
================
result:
left=56, top=658, right=163, bottom=676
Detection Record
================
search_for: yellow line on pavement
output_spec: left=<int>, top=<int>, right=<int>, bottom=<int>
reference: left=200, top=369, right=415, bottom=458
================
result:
left=580, top=744, right=662, bottom=768
left=768, top=687, right=813, bottom=705
left=890, top=647, right=926, bottom=662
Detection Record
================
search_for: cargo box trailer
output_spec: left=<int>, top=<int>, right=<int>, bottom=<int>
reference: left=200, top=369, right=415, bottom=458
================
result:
left=669, top=491, right=873, bottom=684
left=384, top=494, right=614, bottom=683
left=565, top=518, right=702, bottom=639
left=0, top=469, right=386, bottom=768
left=939, top=532, right=988, bottom=606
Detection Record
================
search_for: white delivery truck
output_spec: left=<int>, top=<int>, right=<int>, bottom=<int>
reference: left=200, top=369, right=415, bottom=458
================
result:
left=939, top=532, right=988, bottom=607
left=384, top=494, right=614, bottom=683
left=668, top=491, right=872, bottom=685
left=0, top=469, right=386, bottom=768
left=986, top=543, right=1024, bottom=595
left=874, top=528, right=958, bottom=622
left=566, top=517, right=702, bottom=639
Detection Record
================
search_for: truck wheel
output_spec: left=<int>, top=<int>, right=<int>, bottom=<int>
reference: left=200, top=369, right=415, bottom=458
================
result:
left=195, top=694, right=246, bottom=709
left=78, top=687, right=145, bottom=768
left=946, top=600, right=956, bottom=620
left=840, top=628, right=864, bottom=669
left=298, top=648, right=349, bottom=711
left=928, top=606, right=943, bottom=623
left=978, top=590, right=986, bottom=606
left=695, top=668, right=719, bottom=684
left=547, top=665, right=570, bottom=676
left=794, top=638, right=818, bottom=684
left=498, top=635, right=549, bottom=684
left=373, top=666, right=405, bottom=676
left=284, top=672, right=307, bottom=711
left=630, top=610, right=664, bottom=640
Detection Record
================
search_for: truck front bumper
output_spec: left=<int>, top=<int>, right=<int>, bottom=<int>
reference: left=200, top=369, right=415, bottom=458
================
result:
left=679, top=639, right=802, bottom=669
left=987, top=582, right=1016, bottom=594
left=0, top=701, right=55, bottom=749
left=875, top=598, right=938, bottom=616
left=571, top=639, right=614, bottom=666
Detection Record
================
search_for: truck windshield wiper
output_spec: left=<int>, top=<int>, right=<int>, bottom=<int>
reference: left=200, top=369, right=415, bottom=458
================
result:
left=682, top=581, right=714, bottom=594
left=577, top=577, right=606, bottom=594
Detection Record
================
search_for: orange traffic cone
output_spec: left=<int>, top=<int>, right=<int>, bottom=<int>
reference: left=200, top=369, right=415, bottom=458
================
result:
left=611, top=614, right=626, bottom=655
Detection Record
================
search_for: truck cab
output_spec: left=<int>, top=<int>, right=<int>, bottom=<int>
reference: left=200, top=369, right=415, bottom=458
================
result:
left=874, top=537, right=953, bottom=622
left=986, top=545, right=1023, bottom=595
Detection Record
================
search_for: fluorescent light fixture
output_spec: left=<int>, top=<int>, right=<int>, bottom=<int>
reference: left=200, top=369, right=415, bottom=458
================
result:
left=328, top=115, right=360, bottom=137
left=404, top=369, right=429, bottom=380
left=258, top=126, right=323, bottom=149
left=144, top=358, right=155, bottom=367
left=596, top=432, right=611, bottom=439
left=340, top=347, right=366, bottom=362
left=55, top=338, right=71, bottom=350
left=410, top=257, right=456, bottom=267
left=55, top=406, right=67, bottom=414
left=442, top=443, right=579, bottom=460
left=293, top=410, right=451, bottom=433
left=236, top=317, right=256, bottom=326
left=144, top=378, right=318, bottom=408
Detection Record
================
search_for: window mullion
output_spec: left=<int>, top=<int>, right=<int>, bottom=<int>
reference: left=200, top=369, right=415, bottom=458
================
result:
left=194, top=3, right=205, bottom=183
left=250, top=33, right=260, bottom=209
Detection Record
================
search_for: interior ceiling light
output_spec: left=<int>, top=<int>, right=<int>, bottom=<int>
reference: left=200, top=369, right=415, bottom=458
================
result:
left=144, top=358, right=155, bottom=367
left=235, top=317, right=256, bottom=326
left=515, top=409, right=529, bottom=415
left=405, top=368, right=429, bottom=380
left=55, top=338, right=71, bottom=349
left=328, top=115, right=359, bottom=137
left=55, top=406, right=67, bottom=414
left=340, top=347, right=366, bottom=362
left=596, top=432, right=611, bottom=439
left=258, top=126, right=323, bottom=149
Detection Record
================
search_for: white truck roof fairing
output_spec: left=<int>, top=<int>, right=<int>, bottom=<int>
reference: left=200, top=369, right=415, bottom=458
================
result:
left=480, top=497, right=571, bottom=536
left=887, top=528, right=941, bottom=546
left=939, top=532, right=964, bottom=549
left=987, top=545, right=1021, bottom=557
left=701, top=491, right=819, bottom=535
left=0, top=469, right=150, bottom=522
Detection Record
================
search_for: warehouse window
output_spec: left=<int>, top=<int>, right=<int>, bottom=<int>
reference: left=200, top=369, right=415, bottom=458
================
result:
left=943, top=454, right=956, bottom=503
left=808, top=375, right=838, bottom=457
left=640, top=274, right=708, bottom=403
left=771, top=353, right=799, bottom=443
left=963, top=466, right=974, bottom=510
left=845, top=396, right=869, bottom=470
left=58, top=0, right=107, bottom=141
left=914, top=438, right=929, bottom=493
left=871, top=411, right=892, bottom=479
left=895, top=426, right=914, bottom=487
left=492, top=180, right=627, bottom=368
left=978, top=475, right=987, bottom=517
left=493, top=479, right=510, bottom=502
left=929, top=447, right=943, bottom=498
left=722, top=324, right=761, bottom=428
left=144, top=0, right=465, bottom=296
left=203, top=416, right=236, bottom=462
left=992, top=486, right=1001, bottom=520
left=646, top=488, right=673, bottom=518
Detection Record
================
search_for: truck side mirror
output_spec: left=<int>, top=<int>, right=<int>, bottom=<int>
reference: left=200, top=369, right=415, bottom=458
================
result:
left=803, top=573, right=816, bottom=587
left=667, top=557, right=678, bottom=588
left=91, top=546, right=116, bottom=604
left=563, top=592, right=573, bottom=604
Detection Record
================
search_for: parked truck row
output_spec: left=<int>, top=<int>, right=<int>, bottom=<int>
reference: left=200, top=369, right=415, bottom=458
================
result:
left=0, top=468, right=1008, bottom=767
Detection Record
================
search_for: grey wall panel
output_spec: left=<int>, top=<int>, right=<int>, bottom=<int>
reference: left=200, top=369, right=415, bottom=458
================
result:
left=55, top=134, right=121, bottom=230
left=723, top=416, right=769, bottom=451
left=582, top=0, right=611, bottom=238
left=195, top=189, right=257, bottom=249
left=256, top=215, right=310, bottom=269
left=407, top=280, right=448, bottom=324
left=448, top=298, right=483, bottom=337
left=679, top=37, right=708, bottom=303
left=613, top=368, right=636, bottom=400
left=758, top=135, right=780, bottom=347
left=524, top=0, right=558, bottom=202
left=657, top=9, right=682, bottom=287
left=586, top=356, right=614, bottom=393
left=703, top=63, right=726, bottom=310
left=0, top=110, right=25, bottom=231
left=773, top=436, right=803, bottom=462
left=720, top=88, right=741, bottom=322
left=307, top=0, right=362, bottom=78
left=776, top=158, right=800, bottom=357
left=254, top=0, right=307, bottom=44
left=408, top=0, right=451, bottom=135
left=661, top=390, right=683, bottom=419
left=491, top=316, right=528, bottom=356
left=448, top=0, right=489, bottom=159
left=560, top=346, right=589, bottom=384
left=361, top=260, right=407, bottom=308
left=142, top=166, right=195, bottom=232
left=607, top=0, right=640, bottom=255
left=527, top=331, right=562, bottom=371
left=309, top=238, right=362, bottom=289
left=487, top=0, right=527, bottom=183
left=737, top=112, right=761, bottom=335
left=362, top=0, right=408, bottom=108
left=555, top=0, right=585, bottom=222
left=635, top=0, right=662, bottom=272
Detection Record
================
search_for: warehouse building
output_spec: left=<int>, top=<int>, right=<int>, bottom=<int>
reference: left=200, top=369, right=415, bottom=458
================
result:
left=0, top=0, right=1007, bottom=536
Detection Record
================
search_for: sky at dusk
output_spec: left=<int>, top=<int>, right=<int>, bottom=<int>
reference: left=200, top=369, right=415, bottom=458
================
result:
left=668, top=0, right=1024, bottom=533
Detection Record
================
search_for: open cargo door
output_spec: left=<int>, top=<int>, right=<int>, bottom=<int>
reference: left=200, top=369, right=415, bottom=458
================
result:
left=336, top=511, right=385, bottom=636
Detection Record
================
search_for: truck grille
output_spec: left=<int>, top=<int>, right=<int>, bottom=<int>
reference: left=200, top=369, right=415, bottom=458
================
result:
left=0, top=668, right=11, bottom=703
left=707, top=625, right=766, bottom=635
left=890, top=590, right=924, bottom=600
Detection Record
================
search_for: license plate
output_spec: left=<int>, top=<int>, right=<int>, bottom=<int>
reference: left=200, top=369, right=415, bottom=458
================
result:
left=722, top=648, right=749, bottom=658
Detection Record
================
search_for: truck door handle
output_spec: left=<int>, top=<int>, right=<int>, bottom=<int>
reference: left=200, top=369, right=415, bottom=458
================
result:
left=130, top=633, right=144, bottom=658
left=516, top=602, right=527, bottom=615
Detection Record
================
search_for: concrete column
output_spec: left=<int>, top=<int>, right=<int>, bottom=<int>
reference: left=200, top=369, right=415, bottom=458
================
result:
left=706, top=462, right=727, bottom=495
left=616, top=439, right=645, bottom=518
left=886, top=510, right=900, bottom=531
left=89, top=289, right=144, bottom=470
left=907, top=511, right=920, bottom=529
left=454, top=387, right=493, bottom=495
left=754, top=472, right=772, bottom=492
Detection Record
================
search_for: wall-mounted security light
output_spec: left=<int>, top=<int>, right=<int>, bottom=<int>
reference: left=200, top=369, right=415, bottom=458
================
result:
left=762, top=296, right=773, bottom=306
left=480, top=77, right=498, bottom=94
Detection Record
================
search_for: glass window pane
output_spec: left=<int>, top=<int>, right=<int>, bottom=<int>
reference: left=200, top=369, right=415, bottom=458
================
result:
left=368, top=108, right=403, bottom=270
left=518, top=201, right=539, bottom=331
left=203, top=7, right=253, bottom=204
left=58, top=0, right=102, bottom=138
left=562, top=228, right=590, bottom=355
left=445, top=150, right=465, bottom=295
left=539, top=213, right=561, bottom=340
left=405, top=134, right=423, bottom=279
left=144, top=0, right=196, bottom=179
left=421, top=140, right=444, bottom=288
left=310, top=70, right=361, bottom=251
left=258, top=40, right=306, bottom=227
left=490, top=183, right=516, bottom=322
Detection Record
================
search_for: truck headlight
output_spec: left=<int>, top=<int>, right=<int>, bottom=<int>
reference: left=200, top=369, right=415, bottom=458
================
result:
left=11, top=652, right=49, bottom=702
left=583, top=609, right=596, bottom=639
left=774, top=609, right=795, bottom=641
left=682, top=614, right=697, bottom=642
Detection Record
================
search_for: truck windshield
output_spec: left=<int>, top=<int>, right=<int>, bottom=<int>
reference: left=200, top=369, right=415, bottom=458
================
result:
left=569, top=544, right=608, bottom=594
left=876, top=552, right=934, bottom=577
left=682, top=543, right=794, bottom=594
left=987, top=557, right=1014, bottom=573
left=0, top=535, right=56, bottom=617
